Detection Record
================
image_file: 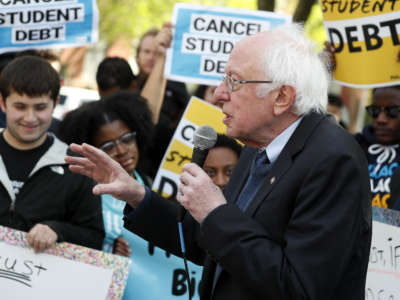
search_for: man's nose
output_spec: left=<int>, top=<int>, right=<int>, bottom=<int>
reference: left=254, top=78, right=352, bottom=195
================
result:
left=213, top=82, right=229, bottom=104
left=24, top=108, right=36, bottom=122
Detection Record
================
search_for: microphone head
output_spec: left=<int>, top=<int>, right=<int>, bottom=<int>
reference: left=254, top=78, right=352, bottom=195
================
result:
left=193, top=125, right=217, bottom=151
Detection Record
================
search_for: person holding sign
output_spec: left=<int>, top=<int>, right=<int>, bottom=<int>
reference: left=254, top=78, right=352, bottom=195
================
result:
left=0, top=56, right=104, bottom=252
left=65, top=23, right=371, bottom=300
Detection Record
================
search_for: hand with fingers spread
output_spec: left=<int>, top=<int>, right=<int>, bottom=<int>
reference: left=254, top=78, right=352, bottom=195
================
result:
left=113, top=237, right=131, bottom=257
left=26, top=224, right=57, bottom=253
left=65, top=143, right=145, bottom=208
left=177, top=163, right=227, bottom=223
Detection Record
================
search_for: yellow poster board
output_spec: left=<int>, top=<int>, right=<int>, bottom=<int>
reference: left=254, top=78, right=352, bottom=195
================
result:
left=152, top=97, right=226, bottom=198
left=320, top=0, right=400, bottom=87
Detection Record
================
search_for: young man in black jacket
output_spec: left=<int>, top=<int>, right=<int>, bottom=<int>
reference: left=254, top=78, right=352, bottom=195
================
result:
left=0, top=56, right=104, bottom=252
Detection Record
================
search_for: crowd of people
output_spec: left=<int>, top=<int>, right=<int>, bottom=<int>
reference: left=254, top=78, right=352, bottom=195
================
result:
left=0, top=19, right=399, bottom=300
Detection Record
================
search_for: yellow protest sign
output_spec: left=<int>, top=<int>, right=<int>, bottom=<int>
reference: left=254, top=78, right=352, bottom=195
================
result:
left=320, top=0, right=400, bottom=87
left=152, top=97, right=226, bottom=198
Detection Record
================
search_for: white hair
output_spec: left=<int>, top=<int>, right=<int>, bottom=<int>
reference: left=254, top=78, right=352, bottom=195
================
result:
left=256, top=23, right=329, bottom=115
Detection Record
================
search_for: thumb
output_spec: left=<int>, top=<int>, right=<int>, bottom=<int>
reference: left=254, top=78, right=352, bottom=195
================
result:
left=93, top=183, right=113, bottom=195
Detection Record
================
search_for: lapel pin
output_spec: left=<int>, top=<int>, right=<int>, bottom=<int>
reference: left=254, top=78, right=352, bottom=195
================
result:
left=270, top=177, right=275, bottom=184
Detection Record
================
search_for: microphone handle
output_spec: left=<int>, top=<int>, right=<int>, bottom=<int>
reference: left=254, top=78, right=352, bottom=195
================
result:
left=177, top=147, right=210, bottom=222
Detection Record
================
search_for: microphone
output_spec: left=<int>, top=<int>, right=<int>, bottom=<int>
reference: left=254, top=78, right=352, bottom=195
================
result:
left=177, top=125, right=217, bottom=221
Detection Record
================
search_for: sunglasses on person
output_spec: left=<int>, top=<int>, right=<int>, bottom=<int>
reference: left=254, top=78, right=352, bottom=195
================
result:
left=99, top=132, right=137, bottom=156
left=365, top=105, right=400, bottom=119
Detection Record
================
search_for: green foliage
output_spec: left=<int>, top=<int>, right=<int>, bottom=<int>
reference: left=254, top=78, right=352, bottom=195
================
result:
left=97, top=0, right=257, bottom=43
left=304, top=3, right=327, bottom=48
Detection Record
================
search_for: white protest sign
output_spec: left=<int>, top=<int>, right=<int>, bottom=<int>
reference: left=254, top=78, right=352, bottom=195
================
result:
left=0, top=0, right=99, bottom=54
left=165, top=3, right=291, bottom=86
left=0, top=242, right=112, bottom=299
left=0, top=226, right=131, bottom=300
left=366, top=220, right=400, bottom=299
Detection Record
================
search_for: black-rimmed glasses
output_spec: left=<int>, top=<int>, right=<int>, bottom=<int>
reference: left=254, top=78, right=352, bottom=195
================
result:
left=365, top=105, right=400, bottom=119
left=99, top=132, right=137, bottom=156
left=222, top=74, right=273, bottom=93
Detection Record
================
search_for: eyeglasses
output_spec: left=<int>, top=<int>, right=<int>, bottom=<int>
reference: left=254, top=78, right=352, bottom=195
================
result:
left=365, top=105, right=400, bottom=119
left=222, top=74, right=273, bottom=93
left=99, top=132, right=137, bottom=156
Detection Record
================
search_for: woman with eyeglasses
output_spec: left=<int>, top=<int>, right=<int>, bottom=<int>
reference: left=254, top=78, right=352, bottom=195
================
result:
left=57, top=91, right=155, bottom=299
left=354, top=85, right=400, bottom=210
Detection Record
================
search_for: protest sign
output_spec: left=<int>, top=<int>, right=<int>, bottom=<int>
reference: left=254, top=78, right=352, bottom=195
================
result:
left=0, top=0, right=99, bottom=54
left=367, top=207, right=400, bottom=299
left=102, top=221, right=203, bottom=300
left=152, top=96, right=226, bottom=198
left=320, top=0, right=400, bottom=88
left=0, top=225, right=130, bottom=300
left=165, top=3, right=291, bottom=86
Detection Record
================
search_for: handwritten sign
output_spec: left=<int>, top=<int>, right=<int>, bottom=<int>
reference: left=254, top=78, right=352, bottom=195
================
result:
left=152, top=97, right=226, bottom=198
left=320, top=0, right=400, bottom=88
left=0, top=0, right=99, bottom=54
left=165, top=3, right=291, bottom=86
left=0, top=226, right=131, bottom=300
left=366, top=207, right=400, bottom=299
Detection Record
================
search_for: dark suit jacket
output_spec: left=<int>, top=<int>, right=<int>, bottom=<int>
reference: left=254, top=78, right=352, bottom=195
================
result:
left=124, top=112, right=372, bottom=300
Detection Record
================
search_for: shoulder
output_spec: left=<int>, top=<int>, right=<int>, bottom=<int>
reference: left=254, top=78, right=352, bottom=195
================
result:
left=297, top=114, right=367, bottom=166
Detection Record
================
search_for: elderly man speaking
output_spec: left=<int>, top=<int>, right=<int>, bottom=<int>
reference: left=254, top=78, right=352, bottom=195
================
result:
left=66, top=23, right=371, bottom=300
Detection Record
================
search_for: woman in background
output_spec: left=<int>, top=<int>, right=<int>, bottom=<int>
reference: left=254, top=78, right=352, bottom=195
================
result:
left=58, top=91, right=156, bottom=299
left=203, top=134, right=242, bottom=190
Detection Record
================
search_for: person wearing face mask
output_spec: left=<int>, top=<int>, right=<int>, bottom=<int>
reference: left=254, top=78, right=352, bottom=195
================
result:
left=203, top=134, right=242, bottom=190
left=354, top=86, right=400, bottom=209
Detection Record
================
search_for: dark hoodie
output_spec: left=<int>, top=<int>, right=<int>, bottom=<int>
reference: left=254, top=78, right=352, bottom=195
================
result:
left=355, top=125, right=400, bottom=209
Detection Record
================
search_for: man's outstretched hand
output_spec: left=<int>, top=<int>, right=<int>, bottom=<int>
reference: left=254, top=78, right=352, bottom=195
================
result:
left=65, top=143, right=145, bottom=208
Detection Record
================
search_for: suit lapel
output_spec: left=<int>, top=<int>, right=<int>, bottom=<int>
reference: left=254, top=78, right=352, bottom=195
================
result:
left=246, top=112, right=326, bottom=216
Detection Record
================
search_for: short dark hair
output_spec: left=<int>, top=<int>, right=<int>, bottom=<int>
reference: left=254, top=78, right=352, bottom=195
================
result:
left=194, top=85, right=209, bottom=99
left=213, top=134, right=242, bottom=158
left=0, top=55, right=60, bottom=103
left=96, top=57, right=136, bottom=92
left=58, top=91, right=154, bottom=155
left=0, top=52, right=17, bottom=74
left=372, top=85, right=400, bottom=96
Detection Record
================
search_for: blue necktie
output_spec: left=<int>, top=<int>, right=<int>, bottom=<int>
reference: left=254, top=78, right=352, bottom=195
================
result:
left=236, top=150, right=271, bottom=211
left=211, top=150, right=270, bottom=295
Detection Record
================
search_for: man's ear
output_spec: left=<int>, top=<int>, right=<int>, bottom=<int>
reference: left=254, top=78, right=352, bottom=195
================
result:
left=0, top=94, right=6, bottom=113
left=273, top=85, right=296, bottom=116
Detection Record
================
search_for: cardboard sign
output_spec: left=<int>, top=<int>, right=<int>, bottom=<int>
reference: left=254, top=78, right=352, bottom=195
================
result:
left=320, top=0, right=400, bottom=88
left=367, top=207, right=400, bottom=299
left=0, top=0, right=99, bottom=54
left=165, top=3, right=291, bottom=86
left=0, top=226, right=131, bottom=300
